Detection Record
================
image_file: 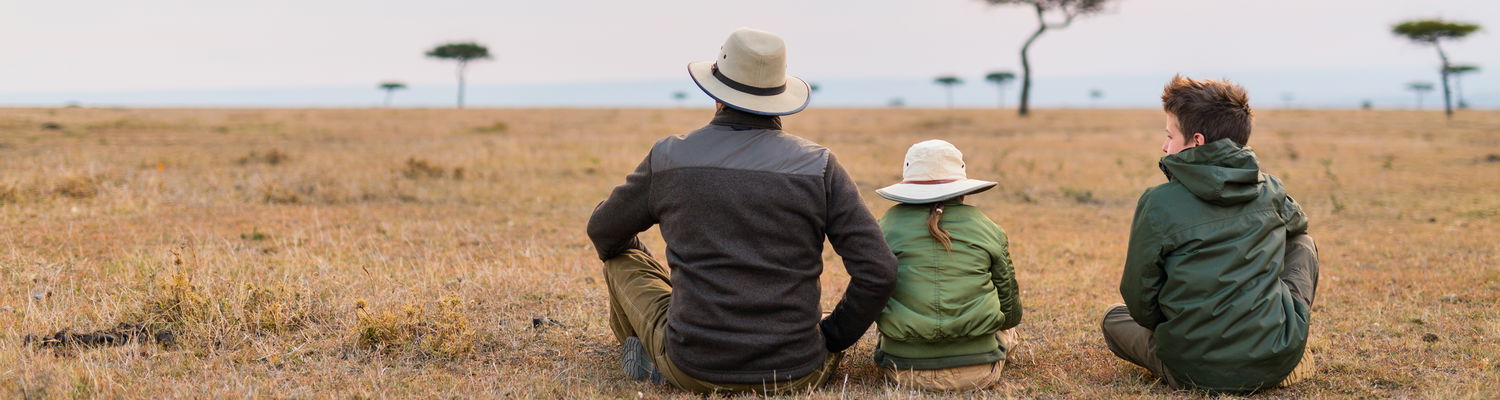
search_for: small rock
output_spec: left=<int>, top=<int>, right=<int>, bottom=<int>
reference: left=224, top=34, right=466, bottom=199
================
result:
left=1421, top=333, right=1439, bottom=343
left=1438, top=294, right=1460, bottom=303
left=1427, top=217, right=1438, bottom=223
left=31, top=289, right=49, bottom=301
left=0, top=306, right=12, bottom=312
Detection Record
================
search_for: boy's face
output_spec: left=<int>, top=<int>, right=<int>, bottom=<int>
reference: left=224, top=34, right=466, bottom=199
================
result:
left=1161, top=112, right=1204, bottom=155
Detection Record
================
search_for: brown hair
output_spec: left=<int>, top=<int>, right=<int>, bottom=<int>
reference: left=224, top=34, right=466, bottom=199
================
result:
left=927, top=202, right=952, bottom=252
left=1161, top=74, right=1253, bottom=146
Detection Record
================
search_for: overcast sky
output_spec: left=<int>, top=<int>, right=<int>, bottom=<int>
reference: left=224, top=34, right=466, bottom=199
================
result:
left=1, top=0, right=1495, bottom=101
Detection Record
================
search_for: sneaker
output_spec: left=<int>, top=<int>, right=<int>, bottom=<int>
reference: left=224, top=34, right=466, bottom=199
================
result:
left=621, top=336, right=664, bottom=383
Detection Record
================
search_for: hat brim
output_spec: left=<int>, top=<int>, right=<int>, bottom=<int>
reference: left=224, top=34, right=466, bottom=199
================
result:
left=876, top=179, right=998, bottom=204
left=688, top=61, right=811, bottom=116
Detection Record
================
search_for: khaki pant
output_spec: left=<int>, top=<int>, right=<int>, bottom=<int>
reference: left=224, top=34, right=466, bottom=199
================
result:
left=1100, top=233, right=1319, bottom=388
left=882, top=329, right=1022, bottom=391
left=603, top=249, right=842, bottom=395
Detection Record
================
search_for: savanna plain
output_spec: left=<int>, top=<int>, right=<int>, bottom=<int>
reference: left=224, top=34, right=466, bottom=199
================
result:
left=0, top=107, right=1496, bottom=399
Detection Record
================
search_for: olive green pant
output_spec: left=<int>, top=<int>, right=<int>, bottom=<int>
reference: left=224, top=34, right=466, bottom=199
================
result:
left=1100, top=234, right=1319, bottom=387
left=603, top=249, right=842, bottom=394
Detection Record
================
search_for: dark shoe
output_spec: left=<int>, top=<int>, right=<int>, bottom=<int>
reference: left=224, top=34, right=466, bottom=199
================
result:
left=621, top=336, right=664, bottom=383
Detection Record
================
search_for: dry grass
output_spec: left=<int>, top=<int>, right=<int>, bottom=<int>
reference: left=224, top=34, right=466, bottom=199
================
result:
left=0, top=107, right=1496, bottom=399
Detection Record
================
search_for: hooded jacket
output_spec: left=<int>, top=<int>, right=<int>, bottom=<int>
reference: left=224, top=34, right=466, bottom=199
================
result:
left=1120, top=139, right=1310, bottom=392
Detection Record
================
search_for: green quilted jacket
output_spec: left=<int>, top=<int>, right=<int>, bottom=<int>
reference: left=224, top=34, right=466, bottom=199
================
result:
left=1121, top=139, right=1310, bottom=392
left=872, top=199, right=1021, bottom=370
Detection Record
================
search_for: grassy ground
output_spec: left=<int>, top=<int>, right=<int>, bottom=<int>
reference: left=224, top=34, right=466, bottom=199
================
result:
left=0, top=107, right=1495, bottom=399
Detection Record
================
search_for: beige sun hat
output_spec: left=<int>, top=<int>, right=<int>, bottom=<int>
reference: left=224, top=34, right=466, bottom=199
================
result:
left=688, top=28, right=811, bottom=116
left=876, top=140, right=998, bottom=204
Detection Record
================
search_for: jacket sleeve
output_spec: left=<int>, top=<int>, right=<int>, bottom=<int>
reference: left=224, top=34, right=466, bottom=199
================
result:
left=1282, top=195, right=1309, bottom=234
left=818, top=153, right=898, bottom=353
left=585, top=152, right=657, bottom=260
left=988, top=224, right=1023, bottom=330
left=1119, top=191, right=1168, bottom=330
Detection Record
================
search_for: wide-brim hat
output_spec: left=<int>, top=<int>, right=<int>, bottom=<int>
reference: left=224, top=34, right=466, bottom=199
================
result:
left=688, top=28, right=811, bottom=116
left=876, top=140, right=997, bottom=204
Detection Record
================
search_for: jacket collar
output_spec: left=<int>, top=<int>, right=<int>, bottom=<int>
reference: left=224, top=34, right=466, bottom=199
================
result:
left=710, top=107, right=782, bottom=130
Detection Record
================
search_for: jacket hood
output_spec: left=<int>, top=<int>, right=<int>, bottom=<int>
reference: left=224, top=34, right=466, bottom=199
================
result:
left=1159, top=139, right=1264, bottom=206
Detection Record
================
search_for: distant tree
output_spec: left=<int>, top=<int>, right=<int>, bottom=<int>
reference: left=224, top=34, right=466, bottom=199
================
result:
left=1445, top=64, right=1480, bottom=109
left=984, top=71, right=1017, bottom=108
left=425, top=42, right=493, bottom=109
left=1393, top=19, right=1481, bottom=119
left=672, top=91, right=688, bottom=107
left=1281, top=92, right=1295, bottom=110
left=810, top=82, right=822, bottom=93
left=889, top=97, right=907, bottom=108
left=980, top=0, right=1110, bottom=117
left=1089, top=88, right=1103, bottom=107
left=378, top=81, right=407, bottom=108
left=934, top=76, right=964, bottom=109
left=1407, top=81, right=1435, bottom=109
left=1361, top=99, right=1373, bottom=110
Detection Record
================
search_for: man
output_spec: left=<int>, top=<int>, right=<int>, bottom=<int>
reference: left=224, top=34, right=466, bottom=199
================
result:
left=585, top=28, right=897, bottom=394
left=1101, top=75, right=1320, bottom=392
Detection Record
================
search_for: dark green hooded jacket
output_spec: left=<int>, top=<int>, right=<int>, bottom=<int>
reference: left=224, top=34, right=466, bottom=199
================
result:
left=1121, top=139, right=1310, bottom=392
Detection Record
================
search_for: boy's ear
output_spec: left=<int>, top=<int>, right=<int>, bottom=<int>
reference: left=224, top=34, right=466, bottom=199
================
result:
left=1191, top=133, right=1206, bottom=146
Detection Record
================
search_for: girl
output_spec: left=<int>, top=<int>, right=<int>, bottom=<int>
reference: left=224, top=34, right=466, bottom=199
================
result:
left=871, top=139, right=1022, bottom=391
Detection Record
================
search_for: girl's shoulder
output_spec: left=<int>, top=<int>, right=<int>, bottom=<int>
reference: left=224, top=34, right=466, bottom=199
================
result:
left=944, top=205, right=1008, bottom=237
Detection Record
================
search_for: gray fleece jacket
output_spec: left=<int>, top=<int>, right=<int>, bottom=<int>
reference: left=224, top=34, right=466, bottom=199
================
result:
left=586, top=108, right=897, bottom=384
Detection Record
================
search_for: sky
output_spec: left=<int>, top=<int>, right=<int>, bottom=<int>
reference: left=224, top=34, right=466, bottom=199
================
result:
left=1, top=0, right=1496, bottom=108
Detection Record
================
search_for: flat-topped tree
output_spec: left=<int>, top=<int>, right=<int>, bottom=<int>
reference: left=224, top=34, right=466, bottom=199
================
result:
left=934, top=76, right=964, bottom=109
left=1407, top=81, right=1434, bottom=109
left=426, top=42, right=492, bottom=109
left=1445, top=64, right=1479, bottom=109
left=984, top=71, right=1016, bottom=108
left=981, top=0, right=1110, bottom=117
left=1393, top=19, right=1480, bottom=119
left=378, top=81, right=407, bottom=108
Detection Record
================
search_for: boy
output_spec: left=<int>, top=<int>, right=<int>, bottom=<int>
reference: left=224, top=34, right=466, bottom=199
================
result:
left=1101, top=75, right=1319, bottom=392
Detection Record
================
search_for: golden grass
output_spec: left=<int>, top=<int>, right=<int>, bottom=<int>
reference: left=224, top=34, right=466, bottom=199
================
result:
left=0, top=107, right=1496, bottom=399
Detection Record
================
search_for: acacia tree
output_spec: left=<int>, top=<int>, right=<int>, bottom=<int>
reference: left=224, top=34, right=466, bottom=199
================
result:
left=981, top=0, right=1109, bottom=117
left=934, top=75, right=964, bottom=109
left=1445, top=64, right=1479, bottom=109
left=1392, top=19, right=1480, bottom=119
left=672, top=91, right=687, bottom=107
left=425, top=42, right=492, bottom=109
left=378, top=81, right=407, bottom=108
left=984, top=71, right=1017, bottom=108
left=1407, top=81, right=1434, bottom=109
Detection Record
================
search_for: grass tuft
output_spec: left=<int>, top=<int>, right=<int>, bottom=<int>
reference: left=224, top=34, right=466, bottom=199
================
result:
left=353, top=296, right=475, bottom=359
left=235, top=149, right=290, bottom=166
left=54, top=174, right=101, bottom=199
